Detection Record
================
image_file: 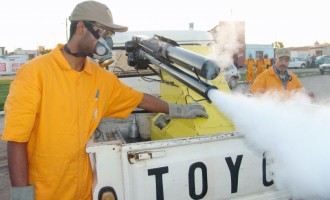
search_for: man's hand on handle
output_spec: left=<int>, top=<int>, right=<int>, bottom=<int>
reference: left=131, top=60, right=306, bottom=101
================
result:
left=168, top=102, right=208, bottom=119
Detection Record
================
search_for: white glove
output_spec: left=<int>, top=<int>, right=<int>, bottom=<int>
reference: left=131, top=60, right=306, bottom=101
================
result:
left=168, top=103, right=208, bottom=119
left=10, top=185, right=34, bottom=200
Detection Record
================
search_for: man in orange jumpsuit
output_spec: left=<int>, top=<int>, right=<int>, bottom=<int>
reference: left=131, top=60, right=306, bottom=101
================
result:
left=255, top=53, right=265, bottom=77
left=264, top=54, right=272, bottom=69
left=1, top=1, right=208, bottom=199
left=245, top=54, right=255, bottom=84
left=249, top=48, right=314, bottom=97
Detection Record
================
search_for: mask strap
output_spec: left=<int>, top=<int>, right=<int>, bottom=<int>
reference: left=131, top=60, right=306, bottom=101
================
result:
left=84, top=21, right=100, bottom=40
left=64, top=44, right=87, bottom=57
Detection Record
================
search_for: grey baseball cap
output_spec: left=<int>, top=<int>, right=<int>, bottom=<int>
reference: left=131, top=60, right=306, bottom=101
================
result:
left=69, top=1, right=128, bottom=32
left=275, top=48, right=291, bottom=59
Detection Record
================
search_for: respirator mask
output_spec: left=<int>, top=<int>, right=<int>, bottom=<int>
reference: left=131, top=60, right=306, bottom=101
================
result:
left=91, top=37, right=114, bottom=67
left=84, top=21, right=115, bottom=67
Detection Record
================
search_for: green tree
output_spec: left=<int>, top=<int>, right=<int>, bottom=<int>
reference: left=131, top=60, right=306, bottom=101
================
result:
left=272, top=41, right=284, bottom=48
left=40, top=49, right=52, bottom=55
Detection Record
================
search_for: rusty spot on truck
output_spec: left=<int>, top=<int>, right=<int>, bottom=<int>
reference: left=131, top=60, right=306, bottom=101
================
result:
left=127, top=152, right=135, bottom=164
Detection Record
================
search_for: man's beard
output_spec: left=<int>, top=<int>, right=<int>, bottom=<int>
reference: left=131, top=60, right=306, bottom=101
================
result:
left=279, top=64, right=287, bottom=69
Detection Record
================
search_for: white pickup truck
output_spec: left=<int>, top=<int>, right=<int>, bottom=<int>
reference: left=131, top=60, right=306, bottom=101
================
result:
left=288, top=57, right=307, bottom=69
left=86, top=30, right=292, bottom=200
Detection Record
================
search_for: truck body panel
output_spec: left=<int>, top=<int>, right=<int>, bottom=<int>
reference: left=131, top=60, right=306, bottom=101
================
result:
left=87, top=127, right=291, bottom=200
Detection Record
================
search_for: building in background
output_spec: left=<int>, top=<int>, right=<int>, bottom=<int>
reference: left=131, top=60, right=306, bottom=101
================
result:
left=0, top=54, right=29, bottom=75
left=12, top=46, right=44, bottom=59
left=0, top=47, right=5, bottom=57
left=0, top=46, right=45, bottom=75
left=321, top=45, right=330, bottom=56
left=209, top=21, right=245, bottom=68
left=289, top=46, right=310, bottom=58
left=307, top=44, right=330, bottom=57
left=209, top=21, right=246, bottom=68
left=246, top=44, right=274, bottom=60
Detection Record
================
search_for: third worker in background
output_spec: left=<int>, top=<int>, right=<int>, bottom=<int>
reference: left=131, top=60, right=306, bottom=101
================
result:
left=249, top=48, right=314, bottom=98
left=255, top=53, right=265, bottom=77
left=245, top=54, right=255, bottom=84
left=264, top=54, right=272, bottom=69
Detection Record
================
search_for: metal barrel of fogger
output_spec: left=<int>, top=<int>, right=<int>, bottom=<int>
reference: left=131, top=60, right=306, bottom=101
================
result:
left=165, top=46, right=220, bottom=80
left=142, top=52, right=217, bottom=101
left=139, top=38, right=220, bottom=80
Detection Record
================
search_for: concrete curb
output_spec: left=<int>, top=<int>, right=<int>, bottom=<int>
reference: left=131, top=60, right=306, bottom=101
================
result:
left=296, top=72, right=321, bottom=77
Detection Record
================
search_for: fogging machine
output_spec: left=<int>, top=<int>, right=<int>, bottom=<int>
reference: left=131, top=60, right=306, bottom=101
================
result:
left=125, top=35, right=219, bottom=101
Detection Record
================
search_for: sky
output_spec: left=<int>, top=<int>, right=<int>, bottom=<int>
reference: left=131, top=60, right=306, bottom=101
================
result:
left=1, top=0, right=330, bottom=52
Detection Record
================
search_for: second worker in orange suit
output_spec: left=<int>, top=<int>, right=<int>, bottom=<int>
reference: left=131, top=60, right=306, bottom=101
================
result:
left=245, top=54, right=255, bottom=84
left=249, top=48, right=314, bottom=99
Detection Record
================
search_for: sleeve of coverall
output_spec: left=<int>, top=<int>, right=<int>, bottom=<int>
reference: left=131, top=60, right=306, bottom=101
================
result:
left=290, top=73, right=303, bottom=91
left=2, top=65, right=41, bottom=142
left=294, top=74, right=303, bottom=88
left=249, top=74, right=266, bottom=94
left=103, top=73, right=143, bottom=119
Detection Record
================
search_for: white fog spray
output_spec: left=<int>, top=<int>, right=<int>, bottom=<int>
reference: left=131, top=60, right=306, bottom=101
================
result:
left=208, top=89, right=330, bottom=199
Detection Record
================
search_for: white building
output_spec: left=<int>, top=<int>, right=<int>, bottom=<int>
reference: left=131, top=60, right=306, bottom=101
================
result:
left=0, top=54, right=29, bottom=75
left=0, top=47, right=5, bottom=56
left=13, top=48, right=41, bottom=59
left=245, top=44, right=274, bottom=60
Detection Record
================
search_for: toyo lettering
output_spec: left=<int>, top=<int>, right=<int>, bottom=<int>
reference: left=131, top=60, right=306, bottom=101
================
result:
left=148, top=154, right=273, bottom=200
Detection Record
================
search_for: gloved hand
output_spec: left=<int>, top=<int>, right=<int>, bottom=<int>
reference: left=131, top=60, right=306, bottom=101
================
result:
left=10, top=185, right=34, bottom=200
left=168, top=102, right=208, bottom=119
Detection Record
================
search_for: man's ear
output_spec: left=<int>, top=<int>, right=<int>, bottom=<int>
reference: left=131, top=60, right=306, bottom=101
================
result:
left=76, top=21, right=85, bottom=35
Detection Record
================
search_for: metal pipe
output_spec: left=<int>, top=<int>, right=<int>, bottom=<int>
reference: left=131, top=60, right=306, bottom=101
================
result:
left=143, top=52, right=217, bottom=101
left=138, top=37, right=220, bottom=80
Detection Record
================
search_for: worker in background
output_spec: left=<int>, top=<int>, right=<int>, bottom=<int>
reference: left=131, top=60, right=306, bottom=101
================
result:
left=1, top=1, right=208, bottom=199
left=249, top=48, right=314, bottom=98
left=245, top=54, right=255, bottom=84
left=264, top=54, right=272, bottom=69
left=255, top=53, right=265, bottom=77
left=310, top=54, right=316, bottom=67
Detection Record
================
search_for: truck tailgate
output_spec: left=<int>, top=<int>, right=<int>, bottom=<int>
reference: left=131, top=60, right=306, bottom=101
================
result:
left=87, top=132, right=292, bottom=200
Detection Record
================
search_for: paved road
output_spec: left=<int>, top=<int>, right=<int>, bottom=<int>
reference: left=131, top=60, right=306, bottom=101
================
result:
left=300, top=75, right=330, bottom=104
left=0, top=73, right=329, bottom=199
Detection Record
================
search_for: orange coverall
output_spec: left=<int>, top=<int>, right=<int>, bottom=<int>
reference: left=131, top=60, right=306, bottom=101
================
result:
left=249, top=67, right=302, bottom=95
left=255, top=58, right=265, bottom=77
left=264, top=58, right=272, bottom=69
left=245, top=58, right=255, bottom=84
left=2, top=44, right=143, bottom=199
